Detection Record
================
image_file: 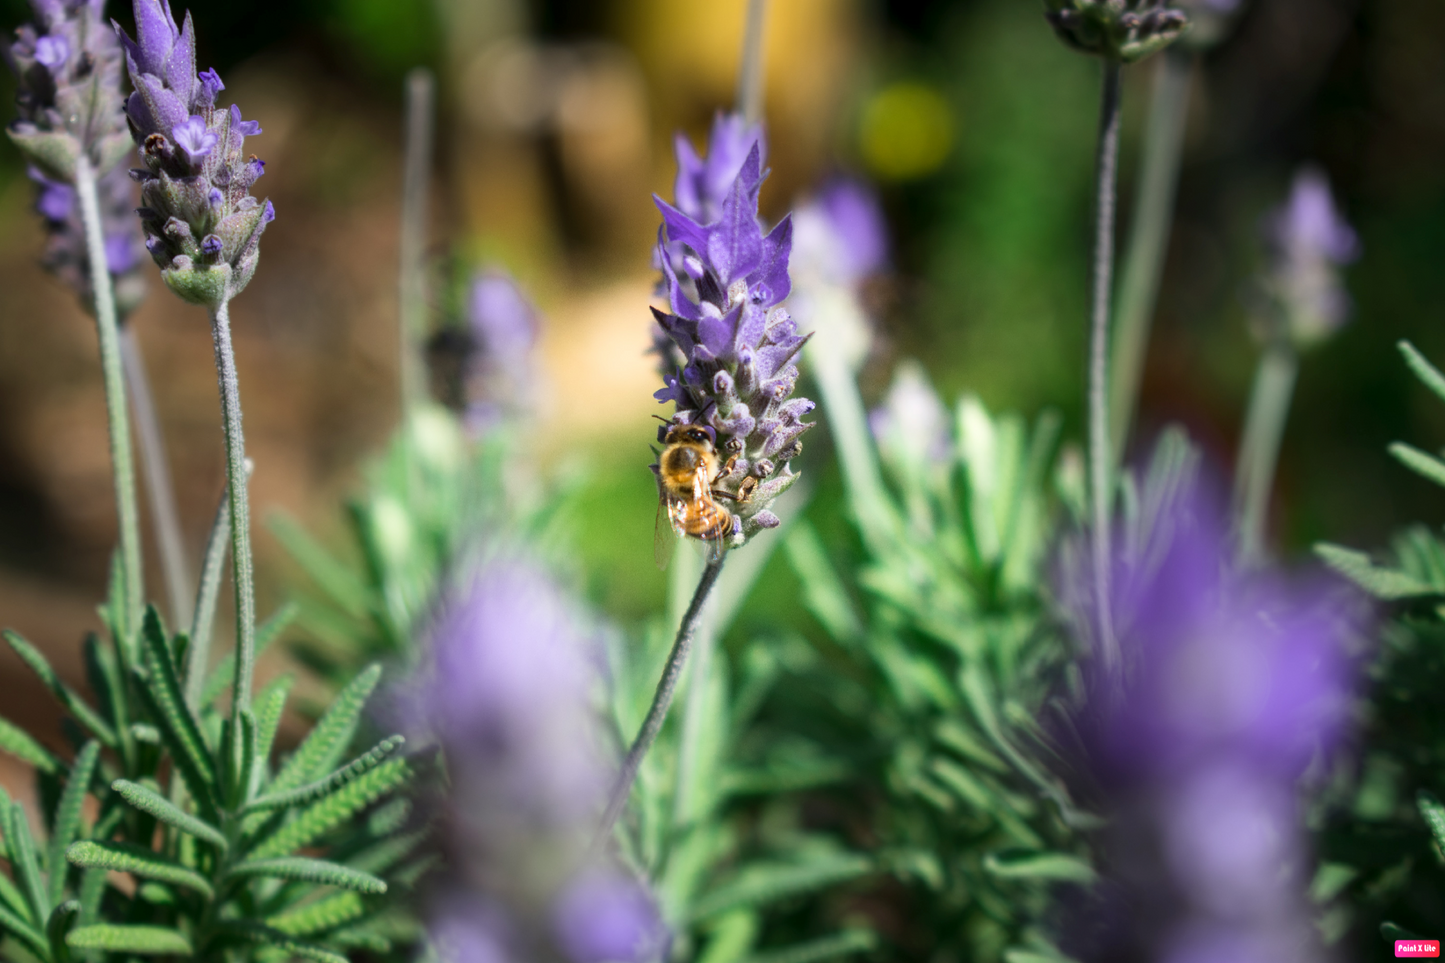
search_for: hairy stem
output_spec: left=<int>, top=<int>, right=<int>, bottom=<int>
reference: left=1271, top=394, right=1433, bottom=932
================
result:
left=186, top=485, right=233, bottom=709
left=208, top=301, right=255, bottom=724
left=398, top=68, right=435, bottom=414
left=75, top=155, right=143, bottom=643
left=596, top=555, right=726, bottom=848
left=736, top=0, right=769, bottom=124
left=120, top=327, right=193, bottom=631
left=1233, top=342, right=1299, bottom=568
left=1088, top=62, right=1123, bottom=670
left=1109, top=49, right=1193, bottom=458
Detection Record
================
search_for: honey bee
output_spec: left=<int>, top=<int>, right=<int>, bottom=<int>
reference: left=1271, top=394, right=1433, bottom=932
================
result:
left=654, top=422, right=738, bottom=569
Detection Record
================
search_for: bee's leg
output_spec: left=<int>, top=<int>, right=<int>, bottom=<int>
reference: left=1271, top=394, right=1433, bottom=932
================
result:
left=719, top=453, right=739, bottom=480
left=736, top=476, right=758, bottom=503
left=709, top=488, right=740, bottom=502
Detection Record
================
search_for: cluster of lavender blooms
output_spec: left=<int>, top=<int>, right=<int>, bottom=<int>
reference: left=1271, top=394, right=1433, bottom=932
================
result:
left=462, top=271, right=540, bottom=433
left=116, top=0, right=273, bottom=308
left=1058, top=478, right=1355, bottom=963
left=652, top=113, right=814, bottom=541
left=1261, top=167, right=1360, bottom=349
left=405, top=560, right=666, bottom=963
left=1042, top=0, right=1190, bottom=63
left=7, top=0, right=148, bottom=315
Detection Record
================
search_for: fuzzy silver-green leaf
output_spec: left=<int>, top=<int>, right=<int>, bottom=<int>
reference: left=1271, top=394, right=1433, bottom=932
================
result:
left=227, top=856, right=386, bottom=894
left=111, top=780, right=226, bottom=851
left=66, top=924, right=192, bottom=955
left=66, top=841, right=213, bottom=898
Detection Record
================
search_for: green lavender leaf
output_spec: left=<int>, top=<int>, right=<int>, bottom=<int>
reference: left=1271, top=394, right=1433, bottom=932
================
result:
left=248, top=758, right=410, bottom=859
left=45, top=899, right=78, bottom=963
left=212, top=919, right=349, bottom=963
left=253, top=675, right=296, bottom=776
left=1314, top=543, right=1436, bottom=600
left=65, top=841, right=213, bottom=898
left=66, top=924, right=191, bottom=955
left=268, top=515, right=371, bottom=618
left=268, top=664, right=383, bottom=796
left=75, top=869, right=104, bottom=927
left=1392, top=442, right=1445, bottom=491
left=1400, top=341, right=1445, bottom=405
left=46, top=742, right=99, bottom=907
left=0, top=899, right=49, bottom=961
left=0, top=717, right=61, bottom=774
left=346, top=829, right=428, bottom=875
left=1418, top=790, right=1445, bottom=856
left=246, top=736, right=406, bottom=813
left=783, top=523, right=864, bottom=643
left=742, top=929, right=877, bottom=963
left=688, top=855, right=874, bottom=923
left=134, top=607, right=217, bottom=813
left=110, top=780, right=226, bottom=851
left=265, top=890, right=365, bottom=936
left=983, top=849, right=1096, bottom=884
left=2, top=632, right=116, bottom=746
left=227, top=856, right=387, bottom=894
left=4, top=795, right=51, bottom=923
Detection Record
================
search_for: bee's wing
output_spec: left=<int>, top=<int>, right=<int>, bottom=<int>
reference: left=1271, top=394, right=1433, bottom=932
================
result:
left=654, top=491, right=680, bottom=570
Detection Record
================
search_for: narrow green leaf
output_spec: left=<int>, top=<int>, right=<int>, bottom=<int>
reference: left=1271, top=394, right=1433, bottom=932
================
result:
left=75, top=869, right=104, bottom=927
left=268, top=514, right=371, bottom=618
left=247, top=736, right=406, bottom=813
left=1400, top=340, right=1445, bottom=405
left=689, top=856, right=874, bottom=922
left=265, top=890, right=365, bottom=936
left=2, top=632, right=116, bottom=747
left=1314, top=543, right=1436, bottom=600
left=983, top=849, right=1096, bottom=885
left=4, top=796, right=51, bottom=923
left=248, top=758, right=410, bottom=859
left=1419, top=790, right=1445, bottom=855
left=66, top=924, right=191, bottom=955
left=0, top=898, right=49, bottom=960
left=199, top=603, right=299, bottom=709
left=1392, top=442, right=1445, bottom=491
left=784, top=523, right=863, bottom=643
left=65, top=841, right=213, bottom=898
left=46, top=899, right=78, bottom=963
left=742, top=929, right=877, bottom=963
left=227, top=857, right=386, bottom=894
left=47, top=742, right=99, bottom=907
left=213, top=919, right=349, bottom=963
left=187, top=486, right=232, bottom=710
left=132, top=609, right=216, bottom=814
left=0, top=717, right=61, bottom=775
left=110, top=780, right=226, bottom=851
left=253, top=675, right=296, bottom=777
left=347, top=829, right=429, bottom=876
left=268, top=665, right=383, bottom=797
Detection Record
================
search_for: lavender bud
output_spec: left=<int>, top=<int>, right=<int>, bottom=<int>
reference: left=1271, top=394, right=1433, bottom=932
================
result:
left=7, top=0, right=135, bottom=180
left=1262, top=166, right=1360, bottom=349
left=115, top=0, right=274, bottom=306
left=1041, top=0, right=1191, bottom=63
left=651, top=115, right=813, bottom=547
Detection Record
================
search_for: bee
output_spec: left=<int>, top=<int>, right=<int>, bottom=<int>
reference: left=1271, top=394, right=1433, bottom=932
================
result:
left=654, top=421, right=739, bottom=569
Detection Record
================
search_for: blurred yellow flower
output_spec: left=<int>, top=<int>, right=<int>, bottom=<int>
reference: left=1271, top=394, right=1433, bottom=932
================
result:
left=859, top=81, right=954, bottom=181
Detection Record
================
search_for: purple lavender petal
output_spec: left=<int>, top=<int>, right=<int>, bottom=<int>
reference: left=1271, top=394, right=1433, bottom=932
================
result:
left=469, top=272, right=536, bottom=365
left=751, top=214, right=794, bottom=306
left=105, top=233, right=139, bottom=273
left=706, top=158, right=765, bottom=285
left=229, top=103, right=261, bottom=138
left=172, top=114, right=217, bottom=163
left=552, top=867, right=665, bottom=963
left=1271, top=167, right=1359, bottom=266
left=654, top=196, right=711, bottom=262
left=162, top=11, right=196, bottom=104
left=820, top=178, right=888, bottom=280
left=33, top=34, right=68, bottom=69
left=672, top=130, right=706, bottom=220
left=130, top=0, right=178, bottom=75
left=198, top=67, right=224, bottom=104
left=132, top=70, right=188, bottom=139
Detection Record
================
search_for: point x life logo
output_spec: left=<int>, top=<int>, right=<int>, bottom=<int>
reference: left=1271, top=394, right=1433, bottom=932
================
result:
left=1397, top=940, right=1441, bottom=957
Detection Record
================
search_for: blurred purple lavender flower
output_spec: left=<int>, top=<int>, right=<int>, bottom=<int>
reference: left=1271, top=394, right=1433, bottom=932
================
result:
left=458, top=271, right=540, bottom=433
left=115, top=0, right=273, bottom=307
left=1264, top=166, right=1360, bottom=348
left=411, top=559, right=666, bottom=963
left=672, top=112, right=765, bottom=225
left=27, top=165, right=148, bottom=317
left=792, top=178, right=889, bottom=287
left=1055, top=473, right=1356, bottom=963
left=652, top=119, right=812, bottom=541
left=6, top=0, right=134, bottom=180
left=868, top=360, right=950, bottom=476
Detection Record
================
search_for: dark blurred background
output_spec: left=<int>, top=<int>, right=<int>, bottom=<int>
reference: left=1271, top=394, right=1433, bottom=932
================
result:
left=0, top=0, right=1440, bottom=746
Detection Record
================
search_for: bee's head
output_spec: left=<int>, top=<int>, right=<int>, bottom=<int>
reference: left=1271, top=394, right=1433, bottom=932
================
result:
left=665, top=422, right=716, bottom=449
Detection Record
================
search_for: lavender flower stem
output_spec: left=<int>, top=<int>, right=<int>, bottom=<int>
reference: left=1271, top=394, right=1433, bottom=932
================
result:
left=1109, top=49, right=1192, bottom=457
left=186, top=485, right=232, bottom=709
left=398, top=68, right=435, bottom=414
left=76, top=154, right=143, bottom=643
left=1233, top=341, right=1299, bottom=568
left=596, top=556, right=726, bottom=848
left=736, top=0, right=769, bottom=124
left=208, top=300, right=255, bottom=720
left=120, top=328, right=193, bottom=631
left=1089, top=61, right=1122, bottom=670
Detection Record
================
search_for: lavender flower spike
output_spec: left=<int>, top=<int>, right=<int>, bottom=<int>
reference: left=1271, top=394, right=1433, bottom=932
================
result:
left=7, top=0, right=134, bottom=180
left=1265, top=165, right=1360, bottom=348
left=116, top=0, right=274, bottom=307
left=652, top=134, right=813, bottom=543
left=28, top=165, right=148, bottom=317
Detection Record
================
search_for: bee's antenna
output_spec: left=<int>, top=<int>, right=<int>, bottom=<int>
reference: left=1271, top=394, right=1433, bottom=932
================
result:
left=651, top=414, right=671, bottom=425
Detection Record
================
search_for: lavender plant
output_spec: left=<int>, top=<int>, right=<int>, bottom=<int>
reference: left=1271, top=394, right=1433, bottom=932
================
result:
left=0, top=3, right=426, bottom=960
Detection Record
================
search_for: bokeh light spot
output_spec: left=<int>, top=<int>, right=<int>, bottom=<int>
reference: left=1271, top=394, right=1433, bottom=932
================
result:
left=859, top=82, right=954, bottom=181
